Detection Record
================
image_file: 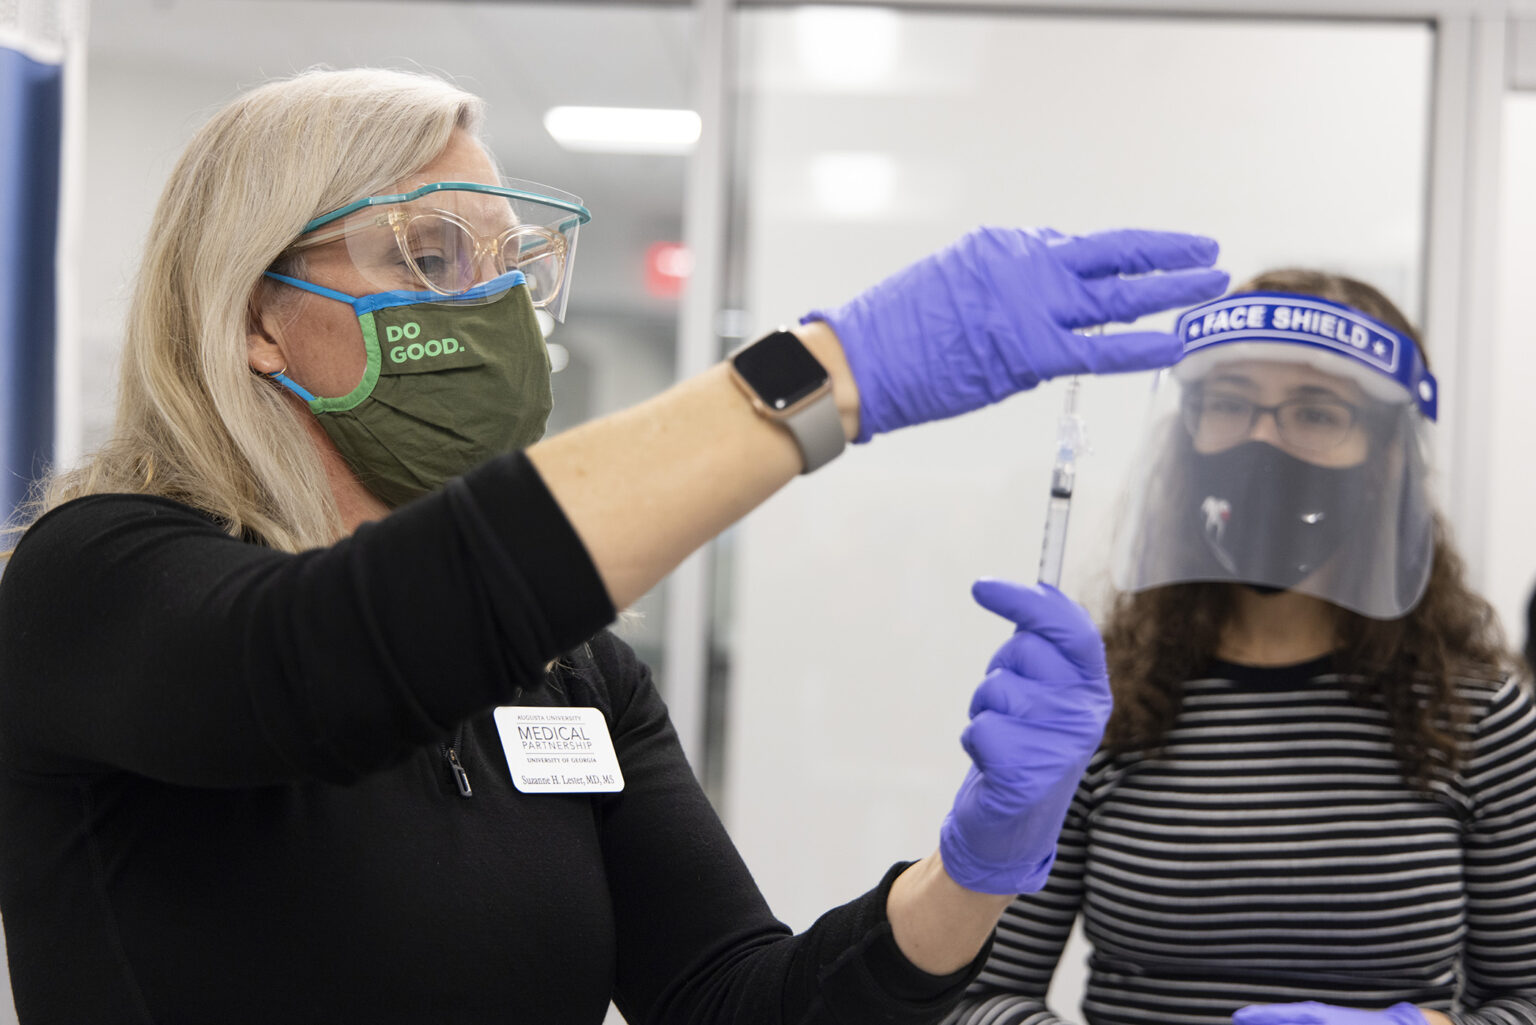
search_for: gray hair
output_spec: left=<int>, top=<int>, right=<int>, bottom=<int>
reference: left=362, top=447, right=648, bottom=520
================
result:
left=15, top=66, right=485, bottom=551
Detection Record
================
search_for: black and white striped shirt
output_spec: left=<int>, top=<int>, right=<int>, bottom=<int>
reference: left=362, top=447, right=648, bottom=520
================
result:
left=946, top=658, right=1536, bottom=1025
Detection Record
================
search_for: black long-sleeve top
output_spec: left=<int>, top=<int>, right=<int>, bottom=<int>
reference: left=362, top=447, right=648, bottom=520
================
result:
left=0, top=453, right=982, bottom=1024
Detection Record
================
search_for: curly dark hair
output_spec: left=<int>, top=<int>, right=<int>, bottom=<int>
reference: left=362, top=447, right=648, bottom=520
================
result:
left=1102, top=269, right=1510, bottom=787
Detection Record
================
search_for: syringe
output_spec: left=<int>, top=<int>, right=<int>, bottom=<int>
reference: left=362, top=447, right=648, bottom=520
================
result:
left=1036, top=323, right=1102, bottom=586
left=1037, top=376, right=1085, bottom=588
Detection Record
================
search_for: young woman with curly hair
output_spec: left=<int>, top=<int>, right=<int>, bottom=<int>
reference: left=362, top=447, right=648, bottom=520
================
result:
left=947, top=271, right=1536, bottom=1025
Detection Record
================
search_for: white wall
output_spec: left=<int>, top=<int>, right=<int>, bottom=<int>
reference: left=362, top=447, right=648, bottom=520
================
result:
left=1490, top=95, right=1536, bottom=660
left=76, top=58, right=240, bottom=447
left=724, top=11, right=1434, bottom=1019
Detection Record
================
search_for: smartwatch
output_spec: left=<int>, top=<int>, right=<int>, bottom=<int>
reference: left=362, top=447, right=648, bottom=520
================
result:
left=727, top=328, right=846, bottom=474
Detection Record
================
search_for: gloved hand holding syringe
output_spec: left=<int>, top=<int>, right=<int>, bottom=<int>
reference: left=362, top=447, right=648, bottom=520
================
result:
left=1036, top=328, right=1095, bottom=589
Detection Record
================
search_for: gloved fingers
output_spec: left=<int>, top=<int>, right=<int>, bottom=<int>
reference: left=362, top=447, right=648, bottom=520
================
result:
left=970, top=669, right=1035, bottom=719
left=1055, top=327, right=1184, bottom=377
left=983, top=632, right=1082, bottom=682
left=1052, top=228, right=1220, bottom=279
left=970, top=669, right=1112, bottom=725
left=960, top=707, right=1108, bottom=773
left=1232, top=1003, right=1330, bottom=1025
left=969, top=664, right=1098, bottom=719
left=972, top=579, right=1106, bottom=674
left=1071, top=267, right=1232, bottom=327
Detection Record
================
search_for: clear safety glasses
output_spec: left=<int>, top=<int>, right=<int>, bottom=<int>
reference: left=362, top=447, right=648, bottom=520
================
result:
left=288, top=179, right=592, bottom=318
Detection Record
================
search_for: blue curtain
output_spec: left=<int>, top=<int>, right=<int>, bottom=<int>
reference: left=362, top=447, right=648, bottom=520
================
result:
left=0, top=44, right=63, bottom=520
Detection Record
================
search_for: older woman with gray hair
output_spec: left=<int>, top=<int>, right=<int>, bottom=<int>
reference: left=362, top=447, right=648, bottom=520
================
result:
left=0, top=67, right=1224, bottom=1023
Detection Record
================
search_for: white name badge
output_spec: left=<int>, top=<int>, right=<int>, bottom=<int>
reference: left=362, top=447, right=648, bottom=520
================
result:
left=493, top=706, right=625, bottom=794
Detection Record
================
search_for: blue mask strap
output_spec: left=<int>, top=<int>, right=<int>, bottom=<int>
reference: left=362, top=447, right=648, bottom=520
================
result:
left=261, top=269, right=528, bottom=314
left=262, top=270, right=426, bottom=315
left=268, top=371, right=316, bottom=402
left=263, top=271, right=360, bottom=305
left=258, top=271, right=343, bottom=401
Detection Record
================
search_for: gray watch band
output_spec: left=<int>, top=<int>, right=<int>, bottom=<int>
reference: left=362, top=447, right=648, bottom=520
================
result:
left=783, top=390, right=845, bottom=474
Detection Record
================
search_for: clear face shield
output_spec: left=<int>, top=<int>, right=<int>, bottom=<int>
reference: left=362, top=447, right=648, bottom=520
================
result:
left=288, top=178, right=591, bottom=324
left=1110, top=292, right=1440, bottom=619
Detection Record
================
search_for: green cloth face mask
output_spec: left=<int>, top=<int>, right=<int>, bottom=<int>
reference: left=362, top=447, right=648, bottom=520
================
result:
left=262, top=270, right=552, bottom=508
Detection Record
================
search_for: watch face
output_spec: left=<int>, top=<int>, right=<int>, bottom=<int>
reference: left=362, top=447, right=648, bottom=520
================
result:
left=733, top=331, right=830, bottom=410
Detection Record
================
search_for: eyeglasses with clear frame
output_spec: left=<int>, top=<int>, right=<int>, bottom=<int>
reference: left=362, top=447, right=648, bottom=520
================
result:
left=285, top=181, right=591, bottom=308
left=1181, top=386, right=1368, bottom=454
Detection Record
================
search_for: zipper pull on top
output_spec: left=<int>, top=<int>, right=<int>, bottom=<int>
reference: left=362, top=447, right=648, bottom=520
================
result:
left=446, top=747, right=473, bottom=798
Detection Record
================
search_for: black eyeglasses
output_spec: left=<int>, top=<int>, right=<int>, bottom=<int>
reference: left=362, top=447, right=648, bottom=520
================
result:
left=1181, top=388, right=1365, bottom=453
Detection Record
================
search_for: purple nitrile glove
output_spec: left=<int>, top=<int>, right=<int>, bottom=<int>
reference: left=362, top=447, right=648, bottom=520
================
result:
left=938, top=579, right=1112, bottom=895
left=803, top=226, right=1228, bottom=442
left=1233, top=1003, right=1429, bottom=1025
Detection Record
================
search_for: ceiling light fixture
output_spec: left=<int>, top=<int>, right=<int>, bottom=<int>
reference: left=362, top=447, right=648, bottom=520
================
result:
left=543, top=106, right=701, bottom=155
left=795, top=6, right=901, bottom=88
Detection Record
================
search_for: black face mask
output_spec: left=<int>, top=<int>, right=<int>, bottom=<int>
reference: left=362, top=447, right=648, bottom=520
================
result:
left=1184, top=441, right=1371, bottom=591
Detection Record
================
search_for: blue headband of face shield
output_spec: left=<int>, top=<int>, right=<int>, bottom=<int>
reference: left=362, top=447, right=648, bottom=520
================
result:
left=1174, top=291, right=1438, bottom=421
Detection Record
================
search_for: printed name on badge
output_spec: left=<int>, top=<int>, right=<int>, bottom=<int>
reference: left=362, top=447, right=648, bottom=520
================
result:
left=493, top=706, right=625, bottom=794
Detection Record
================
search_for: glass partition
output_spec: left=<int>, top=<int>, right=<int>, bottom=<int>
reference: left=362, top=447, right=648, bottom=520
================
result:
left=723, top=6, right=1433, bottom=1009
